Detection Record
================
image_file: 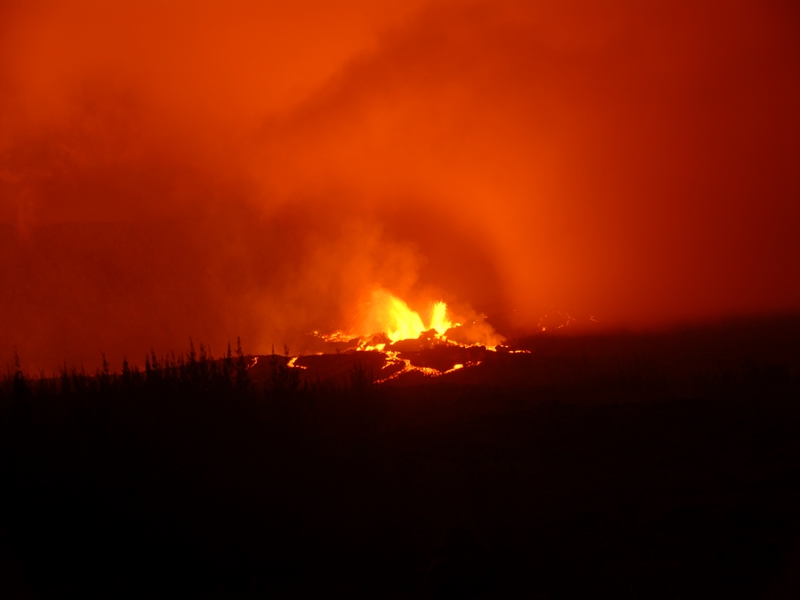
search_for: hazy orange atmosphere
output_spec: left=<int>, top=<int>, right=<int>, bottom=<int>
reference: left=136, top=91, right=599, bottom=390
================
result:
left=2, top=0, right=799, bottom=370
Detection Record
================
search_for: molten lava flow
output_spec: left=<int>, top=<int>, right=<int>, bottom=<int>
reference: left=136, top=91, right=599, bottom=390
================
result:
left=294, top=286, right=507, bottom=384
left=372, top=350, right=469, bottom=383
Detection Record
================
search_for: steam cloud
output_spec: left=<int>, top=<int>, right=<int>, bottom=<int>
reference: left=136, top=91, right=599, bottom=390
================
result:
left=2, top=0, right=799, bottom=369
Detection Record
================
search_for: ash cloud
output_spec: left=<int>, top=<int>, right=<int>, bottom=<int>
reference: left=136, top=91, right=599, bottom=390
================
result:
left=2, top=0, right=799, bottom=369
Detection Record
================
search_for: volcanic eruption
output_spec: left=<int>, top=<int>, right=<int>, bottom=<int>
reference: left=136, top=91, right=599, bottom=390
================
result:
left=243, top=286, right=511, bottom=386
left=313, top=287, right=503, bottom=350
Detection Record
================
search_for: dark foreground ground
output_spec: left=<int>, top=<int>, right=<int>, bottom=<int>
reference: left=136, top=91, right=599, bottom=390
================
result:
left=2, top=315, right=800, bottom=598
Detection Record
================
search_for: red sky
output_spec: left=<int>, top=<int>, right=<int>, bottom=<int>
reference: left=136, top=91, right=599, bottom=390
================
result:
left=2, top=0, right=799, bottom=369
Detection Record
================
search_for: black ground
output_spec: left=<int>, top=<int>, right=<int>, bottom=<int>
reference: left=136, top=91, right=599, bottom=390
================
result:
left=2, top=315, right=799, bottom=598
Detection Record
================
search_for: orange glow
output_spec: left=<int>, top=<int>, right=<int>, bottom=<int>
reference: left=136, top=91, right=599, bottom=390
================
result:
left=1, top=1, right=799, bottom=370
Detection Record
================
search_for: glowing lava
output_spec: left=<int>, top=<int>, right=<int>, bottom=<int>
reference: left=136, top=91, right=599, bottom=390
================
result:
left=373, top=350, right=482, bottom=384
left=287, top=356, right=306, bottom=370
left=312, top=287, right=506, bottom=360
left=281, top=287, right=509, bottom=385
left=317, top=288, right=464, bottom=348
left=360, top=289, right=455, bottom=342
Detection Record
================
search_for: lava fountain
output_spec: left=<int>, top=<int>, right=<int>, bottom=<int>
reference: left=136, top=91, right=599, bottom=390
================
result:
left=312, top=287, right=505, bottom=352
left=249, top=288, right=519, bottom=386
left=357, top=288, right=455, bottom=343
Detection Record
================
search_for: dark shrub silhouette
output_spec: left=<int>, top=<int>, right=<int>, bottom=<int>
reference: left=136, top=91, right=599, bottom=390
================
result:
left=1, top=317, right=799, bottom=598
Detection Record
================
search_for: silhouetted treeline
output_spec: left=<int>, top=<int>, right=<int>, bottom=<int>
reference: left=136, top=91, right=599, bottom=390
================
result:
left=2, top=340, right=250, bottom=401
left=0, top=339, right=388, bottom=598
left=1, top=322, right=800, bottom=598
